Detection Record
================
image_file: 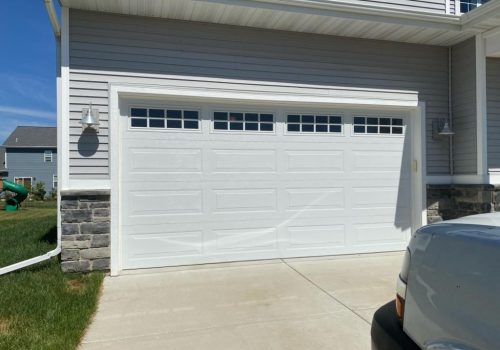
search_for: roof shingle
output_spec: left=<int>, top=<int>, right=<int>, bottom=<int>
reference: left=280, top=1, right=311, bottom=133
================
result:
left=2, top=126, right=56, bottom=148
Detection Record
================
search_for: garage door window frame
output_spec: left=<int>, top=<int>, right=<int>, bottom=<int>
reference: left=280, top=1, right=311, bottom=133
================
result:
left=129, top=105, right=203, bottom=133
left=285, top=112, right=344, bottom=135
left=209, top=107, right=277, bottom=135
left=210, top=108, right=276, bottom=134
left=352, top=116, right=406, bottom=136
left=109, top=82, right=426, bottom=276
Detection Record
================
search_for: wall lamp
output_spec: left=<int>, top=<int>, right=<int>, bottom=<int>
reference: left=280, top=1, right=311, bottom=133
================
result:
left=432, top=118, right=454, bottom=140
left=81, top=103, right=100, bottom=132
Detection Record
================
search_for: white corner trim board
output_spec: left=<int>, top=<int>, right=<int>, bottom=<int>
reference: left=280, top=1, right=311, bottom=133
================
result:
left=60, top=7, right=70, bottom=191
left=476, top=34, right=488, bottom=176
left=107, top=79, right=425, bottom=275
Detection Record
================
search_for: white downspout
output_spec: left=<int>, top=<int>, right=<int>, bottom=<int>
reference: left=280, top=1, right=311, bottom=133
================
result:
left=0, top=0, right=61, bottom=276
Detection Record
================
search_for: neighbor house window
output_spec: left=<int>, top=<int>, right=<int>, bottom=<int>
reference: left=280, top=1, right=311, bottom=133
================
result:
left=53, top=175, right=58, bottom=189
left=353, top=117, right=404, bottom=135
left=130, top=108, right=200, bottom=130
left=286, top=114, right=342, bottom=133
left=213, top=112, right=274, bottom=132
left=14, top=177, right=33, bottom=190
left=44, top=150, right=53, bottom=162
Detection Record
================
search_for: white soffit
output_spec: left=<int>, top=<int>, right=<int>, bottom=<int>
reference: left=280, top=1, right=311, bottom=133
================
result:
left=60, top=0, right=500, bottom=46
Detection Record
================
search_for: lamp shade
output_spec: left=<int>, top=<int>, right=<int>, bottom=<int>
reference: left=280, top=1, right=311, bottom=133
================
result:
left=439, top=121, right=454, bottom=136
left=81, top=104, right=100, bottom=129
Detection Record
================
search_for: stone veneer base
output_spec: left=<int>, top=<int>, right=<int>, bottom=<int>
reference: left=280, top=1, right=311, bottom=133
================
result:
left=427, top=184, right=500, bottom=224
left=60, top=189, right=111, bottom=273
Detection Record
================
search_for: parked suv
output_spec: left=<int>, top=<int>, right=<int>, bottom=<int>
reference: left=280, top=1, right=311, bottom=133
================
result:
left=371, top=213, right=500, bottom=350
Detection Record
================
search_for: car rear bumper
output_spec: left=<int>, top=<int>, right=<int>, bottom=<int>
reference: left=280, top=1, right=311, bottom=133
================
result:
left=371, top=301, right=421, bottom=350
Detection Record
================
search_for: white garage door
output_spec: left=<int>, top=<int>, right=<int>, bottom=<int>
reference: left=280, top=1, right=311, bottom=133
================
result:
left=120, top=102, right=412, bottom=270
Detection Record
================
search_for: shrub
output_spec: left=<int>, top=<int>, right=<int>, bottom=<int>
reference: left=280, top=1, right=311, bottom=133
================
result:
left=31, top=181, right=47, bottom=201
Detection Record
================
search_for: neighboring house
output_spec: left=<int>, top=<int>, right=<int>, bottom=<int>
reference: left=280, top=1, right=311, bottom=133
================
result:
left=46, top=0, right=500, bottom=274
left=2, top=126, right=57, bottom=194
left=0, top=147, right=7, bottom=177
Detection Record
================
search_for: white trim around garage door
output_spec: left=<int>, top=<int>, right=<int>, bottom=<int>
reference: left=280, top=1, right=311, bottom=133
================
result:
left=108, top=79, right=425, bottom=276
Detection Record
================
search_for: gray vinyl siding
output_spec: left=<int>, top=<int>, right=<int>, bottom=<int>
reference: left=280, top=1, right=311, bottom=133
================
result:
left=487, top=58, right=500, bottom=170
left=355, top=0, right=448, bottom=14
left=5, top=148, right=58, bottom=193
left=68, top=9, right=451, bottom=177
left=451, top=38, right=477, bottom=174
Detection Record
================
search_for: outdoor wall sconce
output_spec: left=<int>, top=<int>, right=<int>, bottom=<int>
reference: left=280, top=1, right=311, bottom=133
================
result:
left=432, top=118, right=454, bottom=139
left=81, top=103, right=100, bottom=132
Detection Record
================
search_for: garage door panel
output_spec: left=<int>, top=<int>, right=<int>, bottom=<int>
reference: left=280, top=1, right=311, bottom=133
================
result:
left=208, top=149, right=277, bottom=173
left=285, top=224, right=346, bottom=249
left=209, top=227, right=279, bottom=253
left=351, top=187, right=409, bottom=209
left=126, top=231, right=204, bottom=259
left=285, top=187, right=345, bottom=211
left=352, top=223, right=410, bottom=245
left=211, top=188, right=277, bottom=213
left=352, top=151, right=407, bottom=173
left=127, top=147, right=203, bottom=173
left=127, top=190, right=203, bottom=217
left=120, top=106, right=412, bottom=269
left=284, top=150, right=344, bottom=173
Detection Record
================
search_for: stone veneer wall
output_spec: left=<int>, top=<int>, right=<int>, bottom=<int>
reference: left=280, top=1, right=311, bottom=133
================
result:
left=60, top=190, right=111, bottom=272
left=427, top=184, right=500, bottom=224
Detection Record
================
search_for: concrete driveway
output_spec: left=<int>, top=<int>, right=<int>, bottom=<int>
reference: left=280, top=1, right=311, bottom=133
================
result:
left=80, top=252, right=403, bottom=350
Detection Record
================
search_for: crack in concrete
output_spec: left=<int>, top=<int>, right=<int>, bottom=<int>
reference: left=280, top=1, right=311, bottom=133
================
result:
left=281, top=259, right=372, bottom=326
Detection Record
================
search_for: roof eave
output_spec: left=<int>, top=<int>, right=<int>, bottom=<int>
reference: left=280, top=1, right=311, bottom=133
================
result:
left=59, top=0, right=500, bottom=46
left=461, top=0, right=500, bottom=32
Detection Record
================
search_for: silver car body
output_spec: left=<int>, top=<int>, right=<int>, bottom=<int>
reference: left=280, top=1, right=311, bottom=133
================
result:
left=403, top=213, right=500, bottom=349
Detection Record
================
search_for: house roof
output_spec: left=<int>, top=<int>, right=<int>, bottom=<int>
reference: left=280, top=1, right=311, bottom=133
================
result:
left=2, top=126, right=57, bottom=148
left=60, top=0, right=500, bottom=46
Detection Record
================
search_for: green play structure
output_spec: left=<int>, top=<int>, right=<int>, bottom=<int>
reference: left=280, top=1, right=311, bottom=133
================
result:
left=1, top=179, right=29, bottom=211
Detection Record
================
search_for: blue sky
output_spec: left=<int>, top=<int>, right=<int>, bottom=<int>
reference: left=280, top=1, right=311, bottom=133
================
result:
left=0, top=1, right=59, bottom=143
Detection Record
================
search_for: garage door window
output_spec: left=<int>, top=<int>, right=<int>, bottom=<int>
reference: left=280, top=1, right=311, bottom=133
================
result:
left=353, top=117, right=404, bottom=135
left=213, top=112, right=274, bottom=132
left=130, top=108, right=199, bottom=130
left=286, top=114, right=342, bottom=133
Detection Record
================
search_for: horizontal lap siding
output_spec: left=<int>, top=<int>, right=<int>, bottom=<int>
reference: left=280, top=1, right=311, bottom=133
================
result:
left=355, top=0, right=447, bottom=13
left=487, top=58, right=500, bottom=169
left=452, top=38, right=477, bottom=174
left=68, top=10, right=450, bottom=177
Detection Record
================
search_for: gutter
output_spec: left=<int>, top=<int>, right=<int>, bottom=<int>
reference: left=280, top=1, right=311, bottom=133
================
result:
left=44, top=0, right=61, bottom=37
left=0, top=1, right=62, bottom=276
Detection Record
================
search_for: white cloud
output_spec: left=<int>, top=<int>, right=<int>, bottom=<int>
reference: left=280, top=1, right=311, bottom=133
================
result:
left=0, top=74, right=55, bottom=108
left=0, top=105, right=55, bottom=120
left=9, top=76, right=55, bottom=107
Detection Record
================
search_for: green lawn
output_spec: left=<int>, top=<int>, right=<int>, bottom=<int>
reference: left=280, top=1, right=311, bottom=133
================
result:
left=0, top=206, right=104, bottom=350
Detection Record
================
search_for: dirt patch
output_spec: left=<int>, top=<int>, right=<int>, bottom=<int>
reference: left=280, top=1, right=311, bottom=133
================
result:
left=0, top=317, right=12, bottom=336
left=66, top=279, right=85, bottom=293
